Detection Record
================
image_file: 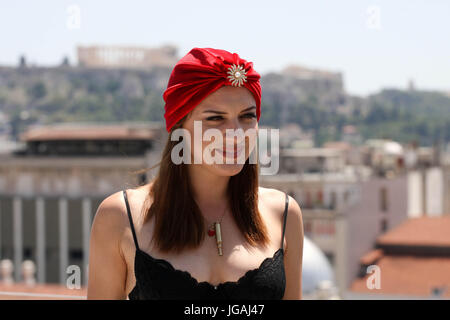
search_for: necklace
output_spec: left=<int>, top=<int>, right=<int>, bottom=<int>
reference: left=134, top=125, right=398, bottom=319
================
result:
left=206, top=205, right=227, bottom=256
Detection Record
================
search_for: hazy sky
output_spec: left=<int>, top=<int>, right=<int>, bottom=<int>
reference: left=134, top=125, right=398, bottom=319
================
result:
left=1, top=0, right=449, bottom=96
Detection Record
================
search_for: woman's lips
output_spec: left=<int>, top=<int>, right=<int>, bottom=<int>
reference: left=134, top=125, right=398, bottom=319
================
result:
left=215, top=145, right=245, bottom=159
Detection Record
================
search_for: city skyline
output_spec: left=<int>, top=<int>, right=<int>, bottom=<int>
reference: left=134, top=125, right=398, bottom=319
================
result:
left=0, top=0, right=449, bottom=97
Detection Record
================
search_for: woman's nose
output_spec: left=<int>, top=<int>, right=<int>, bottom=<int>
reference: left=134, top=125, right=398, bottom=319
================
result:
left=223, top=117, right=242, bottom=131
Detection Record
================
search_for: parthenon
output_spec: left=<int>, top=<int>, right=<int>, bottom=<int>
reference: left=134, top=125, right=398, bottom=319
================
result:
left=77, top=44, right=178, bottom=69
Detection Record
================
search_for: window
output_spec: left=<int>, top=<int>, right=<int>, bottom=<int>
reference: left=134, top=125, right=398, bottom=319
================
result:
left=380, top=187, right=388, bottom=212
left=70, top=249, right=83, bottom=260
left=380, top=217, right=388, bottom=233
left=330, top=191, right=337, bottom=209
left=305, top=191, right=312, bottom=208
left=23, top=247, right=33, bottom=260
left=304, top=221, right=312, bottom=234
left=316, top=190, right=323, bottom=206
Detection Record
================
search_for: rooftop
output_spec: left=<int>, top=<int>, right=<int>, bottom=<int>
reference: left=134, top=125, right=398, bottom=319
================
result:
left=376, top=216, right=450, bottom=248
left=350, top=215, right=450, bottom=299
left=350, top=254, right=450, bottom=298
left=20, top=123, right=158, bottom=142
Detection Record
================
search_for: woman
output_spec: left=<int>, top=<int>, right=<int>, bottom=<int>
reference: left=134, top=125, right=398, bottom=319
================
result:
left=87, top=48, right=304, bottom=300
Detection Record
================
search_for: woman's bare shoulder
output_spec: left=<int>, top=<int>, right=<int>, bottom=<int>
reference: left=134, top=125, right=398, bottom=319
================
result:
left=88, top=190, right=131, bottom=299
left=96, top=189, right=129, bottom=218
left=258, top=187, right=303, bottom=252
left=258, top=187, right=287, bottom=216
left=90, top=190, right=131, bottom=250
left=259, top=186, right=302, bottom=222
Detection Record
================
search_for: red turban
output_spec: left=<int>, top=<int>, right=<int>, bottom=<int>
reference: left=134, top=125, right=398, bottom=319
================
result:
left=162, top=47, right=262, bottom=132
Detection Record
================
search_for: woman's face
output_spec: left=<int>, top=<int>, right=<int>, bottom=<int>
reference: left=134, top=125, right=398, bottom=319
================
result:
left=181, top=85, right=258, bottom=177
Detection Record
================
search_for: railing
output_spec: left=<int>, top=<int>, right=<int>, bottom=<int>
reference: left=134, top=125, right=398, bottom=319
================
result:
left=0, top=194, right=98, bottom=289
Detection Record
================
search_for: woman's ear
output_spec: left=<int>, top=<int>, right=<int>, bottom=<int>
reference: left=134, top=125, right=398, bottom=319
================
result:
left=179, top=112, right=193, bottom=130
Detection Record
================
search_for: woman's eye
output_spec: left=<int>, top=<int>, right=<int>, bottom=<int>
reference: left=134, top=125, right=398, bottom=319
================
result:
left=243, top=113, right=257, bottom=119
left=206, top=116, right=223, bottom=121
left=206, top=114, right=256, bottom=121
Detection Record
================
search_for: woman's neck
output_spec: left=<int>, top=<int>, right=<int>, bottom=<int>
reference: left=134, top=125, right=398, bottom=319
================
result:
left=187, top=164, right=230, bottom=215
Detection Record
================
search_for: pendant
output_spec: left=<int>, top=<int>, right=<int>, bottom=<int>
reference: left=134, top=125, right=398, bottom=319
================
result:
left=208, top=224, right=216, bottom=237
left=215, top=222, right=223, bottom=256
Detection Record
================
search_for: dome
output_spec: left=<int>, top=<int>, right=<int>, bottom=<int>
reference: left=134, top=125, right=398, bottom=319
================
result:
left=302, top=236, right=336, bottom=294
left=383, top=141, right=403, bottom=155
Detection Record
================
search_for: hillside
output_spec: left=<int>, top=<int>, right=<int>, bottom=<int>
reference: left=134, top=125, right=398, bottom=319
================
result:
left=0, top=65, right=448, bottom=147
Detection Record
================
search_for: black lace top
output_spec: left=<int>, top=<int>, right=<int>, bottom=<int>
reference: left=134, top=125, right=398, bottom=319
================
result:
left=122, top=189, right=289, bottom=300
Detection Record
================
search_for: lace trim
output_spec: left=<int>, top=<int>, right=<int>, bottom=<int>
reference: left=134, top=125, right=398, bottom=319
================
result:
left=135, top=247, right=283, bottom=288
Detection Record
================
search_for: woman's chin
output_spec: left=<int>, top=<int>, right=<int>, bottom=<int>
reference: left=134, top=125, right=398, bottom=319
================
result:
left=209, top=161, right=245, bottom=176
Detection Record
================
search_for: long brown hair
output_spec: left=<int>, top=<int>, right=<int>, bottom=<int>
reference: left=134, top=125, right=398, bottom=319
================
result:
left=132, top=115, right=270, bottom=255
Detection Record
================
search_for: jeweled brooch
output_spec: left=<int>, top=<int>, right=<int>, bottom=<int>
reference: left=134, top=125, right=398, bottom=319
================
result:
left=227, top=64, right=248, bottom=87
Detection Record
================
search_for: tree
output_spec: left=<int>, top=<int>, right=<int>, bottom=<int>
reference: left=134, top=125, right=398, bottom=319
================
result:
left=28, top=82, right=47, bottom=100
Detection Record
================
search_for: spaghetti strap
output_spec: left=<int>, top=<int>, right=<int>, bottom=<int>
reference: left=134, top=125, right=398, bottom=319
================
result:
left=281, top=192, right=289, bottom=250
left=123, top=189, right=140, bottom=251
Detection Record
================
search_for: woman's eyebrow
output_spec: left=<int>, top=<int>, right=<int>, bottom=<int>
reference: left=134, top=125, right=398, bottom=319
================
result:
left=202, top=106, right=256, bottom=114
left=203, top=109, right=227, bottom=114
left=241, top=106, right=256, bottom=112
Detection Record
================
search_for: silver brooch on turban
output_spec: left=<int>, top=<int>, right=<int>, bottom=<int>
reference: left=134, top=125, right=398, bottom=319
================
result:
left=227, top=64, right=248, bottom=87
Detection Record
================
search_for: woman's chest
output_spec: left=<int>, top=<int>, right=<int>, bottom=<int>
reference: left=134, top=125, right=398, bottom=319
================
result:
left=123, top=217, right=282, bottom=296
left=129, top=247, right=285, bottom=300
